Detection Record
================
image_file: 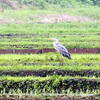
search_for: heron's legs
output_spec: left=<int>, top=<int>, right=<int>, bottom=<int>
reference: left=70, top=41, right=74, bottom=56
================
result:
left=56, top=53, right=64, bottom=66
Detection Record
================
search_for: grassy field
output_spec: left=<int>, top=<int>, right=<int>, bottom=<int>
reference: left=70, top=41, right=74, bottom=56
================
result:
left=0, top=23, right=100, bottom=49
left=0, top=7, right=100, bottom=49
left=0, top=1, right=100, bottom=99
left=0, top=53, right=100, bottom=71
left=0, top=75, right=100, bottom=93
left=0, top=7, right=100, bottom=20
left=0, top=53, right=99, bottom=94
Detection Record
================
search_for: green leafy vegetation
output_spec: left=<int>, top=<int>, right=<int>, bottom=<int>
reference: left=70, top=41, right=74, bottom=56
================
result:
left=0, top=22, right=100, bottom=34
left=0, top=0, right=100, bottom=97
left=0, top=53, right=99, bottom=71
left=0, top=0, right=99, bottom=10
left=0, top=65, right=100, bottom=71
left=0, top=22, right=100, bottom=49
left=0, top=75, right=100, bottom=81
left=0, top=75, right=100, bottom=93
left=0, top=53, right=99, bottom=93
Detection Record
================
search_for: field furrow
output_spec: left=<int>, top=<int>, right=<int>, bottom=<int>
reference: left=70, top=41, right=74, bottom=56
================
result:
left=0, top=70, right=100, bottom=77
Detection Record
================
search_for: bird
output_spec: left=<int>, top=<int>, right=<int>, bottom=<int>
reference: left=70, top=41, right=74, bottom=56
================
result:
left=51, top=38, right=71, bottom=59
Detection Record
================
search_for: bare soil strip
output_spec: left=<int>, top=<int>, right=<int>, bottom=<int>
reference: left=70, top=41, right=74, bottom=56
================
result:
left=0, top=48, right=100, bottom=54
left=0, top=70, right=100, bottom=77
left=39, top=14, right=93, bottom=23
left=0, top=14, right=93, bottom=24
left=0, top=95, right=100, bottom=100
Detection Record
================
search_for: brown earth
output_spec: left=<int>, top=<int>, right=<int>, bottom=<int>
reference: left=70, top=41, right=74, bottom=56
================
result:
left=0, top=48, right=100, bottom=54
left=0, top=70, right=100, bottom=77
left=0, top=95, right=100, bottom=100
left=35, top=14, right=94, bottom=23
left=0, top=14, right=95, bottom=24
left=0, top=18, right=25, bottom=24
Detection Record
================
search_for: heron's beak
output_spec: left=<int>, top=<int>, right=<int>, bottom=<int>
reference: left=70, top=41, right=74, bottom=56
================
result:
left=49, top=38, right=52, bottom=40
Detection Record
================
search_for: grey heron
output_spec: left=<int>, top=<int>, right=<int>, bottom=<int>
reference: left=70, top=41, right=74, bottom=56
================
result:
left=51, top=38, right=71, bottom=59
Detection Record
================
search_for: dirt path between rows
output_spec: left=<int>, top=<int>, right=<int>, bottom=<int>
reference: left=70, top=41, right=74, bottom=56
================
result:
left=0, top=14, right=95, bottom=24
left=0, top=95, right=100, bottom=100
left=38, top=14, right=94, bottom=23
left=0, top=48, right=99, bottom=54
left=0, top=70, right=100, bottom=77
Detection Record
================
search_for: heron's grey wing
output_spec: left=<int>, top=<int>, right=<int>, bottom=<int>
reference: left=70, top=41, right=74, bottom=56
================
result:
left=56, top=43, right=71, bottom=59
left=55, top=43, right=69, bottom=53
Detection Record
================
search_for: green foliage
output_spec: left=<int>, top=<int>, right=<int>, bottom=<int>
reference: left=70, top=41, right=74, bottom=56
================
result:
left=0, top=54, right=99, bottom=71
left=0, top=1, right=100, bottom=96
left=0, top=7, right=100, bottom=49
left=0, top=21, right=100, bottom=49
left=0, top=75, right=100, bottom=93
left=0, top=0, right=100, bottom=10
left=14, top=0, right=100, bottom=8
left=79, top=0, right=100, bottom=6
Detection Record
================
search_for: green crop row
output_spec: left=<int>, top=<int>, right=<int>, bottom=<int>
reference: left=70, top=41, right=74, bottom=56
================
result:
left=0, top=75, right=100, bottom=93
left=0, top=41, right=99, bottom=49
left=0, top=53, right=99, bottom=66
left=0, top=65, right=100, bottom=72
left=0, top=75, right=100, bottom=82
left=0, top=21, right=100, bottom=49
left=0, top=22, right=100, bottom=34
left=0, top=32, right=100, bottom=49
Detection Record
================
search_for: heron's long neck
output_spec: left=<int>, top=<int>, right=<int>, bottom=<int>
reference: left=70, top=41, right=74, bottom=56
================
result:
left=54, top=40, right=59, bottom=44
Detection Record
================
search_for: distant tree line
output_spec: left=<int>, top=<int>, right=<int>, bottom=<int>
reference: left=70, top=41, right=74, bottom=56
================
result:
left=17, top=0, right=100, bottom=7
left=0, top=0, right=99, bottom=10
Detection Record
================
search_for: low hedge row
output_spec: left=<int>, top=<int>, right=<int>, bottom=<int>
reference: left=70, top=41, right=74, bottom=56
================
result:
left=0, top=78, right=100, bottom=93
